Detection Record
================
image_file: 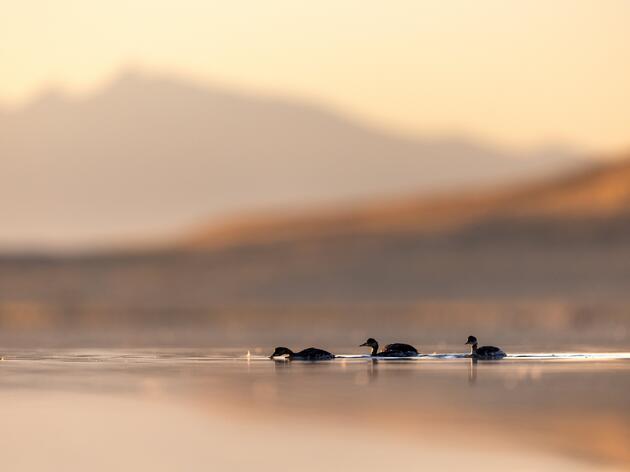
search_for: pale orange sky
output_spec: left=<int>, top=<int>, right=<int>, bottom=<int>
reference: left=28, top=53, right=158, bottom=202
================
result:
left=2, top=0, right=629, bottom=153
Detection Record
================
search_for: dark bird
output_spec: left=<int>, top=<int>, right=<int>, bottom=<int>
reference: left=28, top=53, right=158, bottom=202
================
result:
left=269, top=346, right=335, bottom=361
left=465, top=335, right=506, bottom=359
left=360, top=338, right=419, bottom=357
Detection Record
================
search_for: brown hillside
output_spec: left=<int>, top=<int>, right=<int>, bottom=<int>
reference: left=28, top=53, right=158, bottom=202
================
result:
left=186, top=155, right=630, bottom=249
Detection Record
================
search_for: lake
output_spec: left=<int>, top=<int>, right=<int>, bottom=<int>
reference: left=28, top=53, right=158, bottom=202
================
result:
left=1, top=348, right=629, bottom=471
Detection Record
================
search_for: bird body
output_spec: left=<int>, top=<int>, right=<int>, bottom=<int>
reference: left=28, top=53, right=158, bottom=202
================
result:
left=270, top=346, right=335, bottom=360
left=360, top=338, right=419, bottom=357
left=465, top=335, right=506, bottom=359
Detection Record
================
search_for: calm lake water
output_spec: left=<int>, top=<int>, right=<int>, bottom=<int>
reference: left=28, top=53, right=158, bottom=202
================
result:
left=1, top=348, right=629, bottom=471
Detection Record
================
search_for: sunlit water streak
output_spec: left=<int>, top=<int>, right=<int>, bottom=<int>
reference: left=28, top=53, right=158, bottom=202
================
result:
left=4, top=351, right=629, bottom=363
left=337, top=352, right=630, bottom=360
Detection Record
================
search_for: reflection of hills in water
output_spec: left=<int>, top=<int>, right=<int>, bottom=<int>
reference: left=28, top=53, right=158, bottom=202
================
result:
left=1, top=154, right=630, bottom=347
left=1, top=349, right=629, bottom=468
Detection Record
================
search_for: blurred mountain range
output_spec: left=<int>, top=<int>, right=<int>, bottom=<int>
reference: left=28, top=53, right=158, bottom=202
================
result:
left=187, top=154, right=630, bottom=250
left=0, top=71, right=583, bottom=249
left=1, top=155, right=630, bottom=335
left=170, top=155, right=630, bottom=305
left=3, top=71, right=629, bottom=347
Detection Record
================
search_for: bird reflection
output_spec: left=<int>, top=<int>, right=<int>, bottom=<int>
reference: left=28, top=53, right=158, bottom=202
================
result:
left=272, top=358, right=292, bottom=374
left=367, top=358, right=379, bottom=383
left=468, top=358, right=478, bottom=385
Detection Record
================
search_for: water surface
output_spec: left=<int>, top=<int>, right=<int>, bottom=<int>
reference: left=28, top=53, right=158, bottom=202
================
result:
left=1, top=349, right=629, bottom=471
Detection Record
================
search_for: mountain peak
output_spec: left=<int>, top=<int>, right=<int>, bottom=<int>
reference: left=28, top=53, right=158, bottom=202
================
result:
left=1, top=72, right=586, bottom=250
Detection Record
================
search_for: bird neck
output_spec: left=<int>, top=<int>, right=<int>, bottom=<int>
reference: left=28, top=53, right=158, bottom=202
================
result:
left=371, top=344, right=379, bottom=356
left=470, top=343, right=478, bottom=354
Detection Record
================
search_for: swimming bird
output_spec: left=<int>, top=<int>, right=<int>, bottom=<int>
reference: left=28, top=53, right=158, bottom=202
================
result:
left=269, top=346, right=335, bottom=361
left=360, top=338, right=419, bottom=357
left=465, top=335, right=506, bottom=359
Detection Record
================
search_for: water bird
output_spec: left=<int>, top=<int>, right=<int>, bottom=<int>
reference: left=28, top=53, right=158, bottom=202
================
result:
left=269, top=347, right=335, bottom=361
left=465, top=335, right=506, bottom=359
left=360, top=338, right=419, bottom=357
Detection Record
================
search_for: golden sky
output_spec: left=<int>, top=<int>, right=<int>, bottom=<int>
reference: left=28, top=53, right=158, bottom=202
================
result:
left=2, top=0, right=629, bottom=153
